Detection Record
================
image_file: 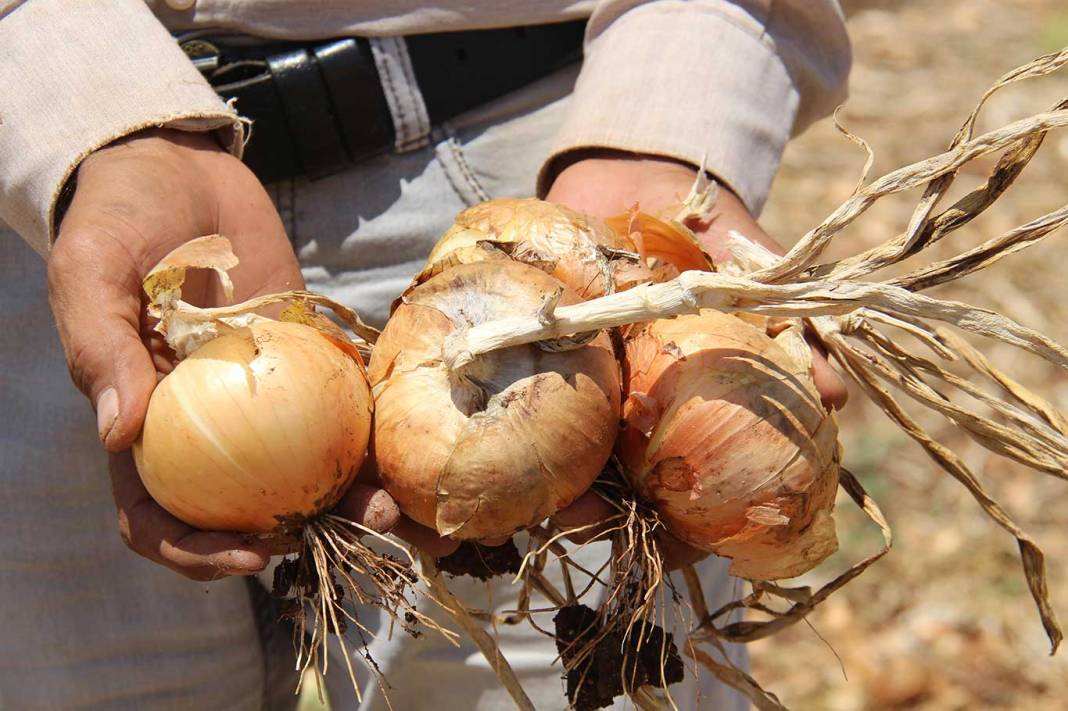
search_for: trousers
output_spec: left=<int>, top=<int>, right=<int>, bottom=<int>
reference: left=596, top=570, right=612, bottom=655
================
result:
left=0, top=65, right=749, bottom=710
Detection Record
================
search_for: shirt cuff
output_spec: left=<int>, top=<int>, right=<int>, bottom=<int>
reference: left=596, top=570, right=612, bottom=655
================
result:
left=0, top=0, right=244, bottom=256
left=539, top=2, right=815, bottom=216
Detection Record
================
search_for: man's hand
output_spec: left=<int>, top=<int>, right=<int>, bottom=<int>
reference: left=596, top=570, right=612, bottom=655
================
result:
left=545, top=151, right=848, bottom=570
left=49, top=128, right=452, bottom=579
left=49, top=128, right=305, bottom=579
left=50, top=128, right=304, bottom=450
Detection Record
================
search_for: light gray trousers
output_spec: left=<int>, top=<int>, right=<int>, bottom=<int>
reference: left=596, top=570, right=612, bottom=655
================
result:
left=0, top=65, right=748, bottom=710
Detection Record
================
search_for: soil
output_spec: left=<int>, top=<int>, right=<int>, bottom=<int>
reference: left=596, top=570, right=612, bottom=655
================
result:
left=435, top=540, right=523, bottom=580
left=553, top=604, right=684, bottom=711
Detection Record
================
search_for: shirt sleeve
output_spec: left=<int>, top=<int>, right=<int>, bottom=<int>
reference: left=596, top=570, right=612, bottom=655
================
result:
left=537, top=0, right=852, bottom=215
left=0, top=0, right=244, bottom=256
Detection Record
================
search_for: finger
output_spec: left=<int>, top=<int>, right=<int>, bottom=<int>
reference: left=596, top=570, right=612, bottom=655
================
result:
left=551, top=491, right=616, bottom=544
left=332, top=484, right=401, bottom=534
left=390, top=516, right=459, bottom=558
left=768, top=322, right=849, bottom=412
left=48, top=221, right=159, bottom=452
left=109, top=452, right=271, bottom=581
left=811, top=348, right=849, bottom=411
left=803, top=328, right=848, bottom=411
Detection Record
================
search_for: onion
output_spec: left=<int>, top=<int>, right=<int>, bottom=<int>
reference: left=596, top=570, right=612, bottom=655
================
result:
left=597, top=209, right=841, bottom=580
left=417, top=197, right=658, bottom=298
left=128, top=236, right=440, bottom=698
left=416, top=199, right=842, bottom=578
left=617, top=309, right=840, bottom=580
left=370, top=259, right=621, bottom=539
left=134, top=318, right=371, bottom=532
left=130, top=236, right=374, bottom=533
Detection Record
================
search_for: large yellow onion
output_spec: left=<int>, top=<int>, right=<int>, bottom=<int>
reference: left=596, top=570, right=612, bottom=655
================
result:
left=134, top=319, right=373, bottom=533
left=617, top=310, right=840, bottom=580
left=370, top=260, right=621, bottom=539
left=127, top=237, right=443, bottom=703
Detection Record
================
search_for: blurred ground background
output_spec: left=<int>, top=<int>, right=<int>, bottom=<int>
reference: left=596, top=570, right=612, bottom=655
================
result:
left=750, top=0, right=1068, bottom=709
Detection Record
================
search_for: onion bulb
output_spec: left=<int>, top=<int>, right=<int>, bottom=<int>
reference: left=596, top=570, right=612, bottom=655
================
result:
left=417, top=197, right=658, bottom=298
left=370, top=259, right=621, bottom=539
left=617, top=309, right=840, bottom=580
left=128, top=236, right=437, bottom=702
left=134, top=318, right=372, bottom=532
left=129, top=236, right=373, bottom=534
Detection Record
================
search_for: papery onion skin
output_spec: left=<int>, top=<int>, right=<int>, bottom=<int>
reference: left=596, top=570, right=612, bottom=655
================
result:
left=370, top=260, right=621, bottom=540
left=420, top=197, right=653, bottom=298
left=618, top=310, right=840, bottom=581
left=133, top=320, right=373, bottom=534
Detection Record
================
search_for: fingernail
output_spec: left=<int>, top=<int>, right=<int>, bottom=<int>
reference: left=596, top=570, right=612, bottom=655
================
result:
left=96, top=387, right=119, bottom=444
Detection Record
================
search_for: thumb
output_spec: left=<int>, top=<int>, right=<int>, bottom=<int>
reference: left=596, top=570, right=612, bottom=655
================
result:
left=48, top=225, right=160, bottom=452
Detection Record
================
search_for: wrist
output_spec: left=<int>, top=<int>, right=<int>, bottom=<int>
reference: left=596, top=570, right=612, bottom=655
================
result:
left=56, top=127, right=244, bottom=268
left=111, top=126, right=228, bottom=153
left=549, top=148, right=698, bottom=184
left=79, top=128, right=232, bottom=188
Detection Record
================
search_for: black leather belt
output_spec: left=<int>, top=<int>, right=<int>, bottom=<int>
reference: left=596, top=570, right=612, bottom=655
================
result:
left=178, top=22, right=586, bottom=185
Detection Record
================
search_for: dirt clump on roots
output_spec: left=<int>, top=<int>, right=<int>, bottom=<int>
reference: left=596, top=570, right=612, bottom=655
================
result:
left=436, top=540, right=524, bottom=580
left=553, top=603, right=684, bottom=711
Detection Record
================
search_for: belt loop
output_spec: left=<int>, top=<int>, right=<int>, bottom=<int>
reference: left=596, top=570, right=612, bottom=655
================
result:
left=368, top=37, right=432, bottom=152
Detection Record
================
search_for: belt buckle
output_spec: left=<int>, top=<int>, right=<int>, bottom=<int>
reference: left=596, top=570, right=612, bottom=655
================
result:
left=179, top=37, right=222, bottom=76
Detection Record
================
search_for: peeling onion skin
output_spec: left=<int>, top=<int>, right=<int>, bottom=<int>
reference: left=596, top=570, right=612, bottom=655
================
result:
left=133, top=320, right=373, bottom=534
left=370, top=260, right=621, bottom=540
left=618, top=310, right=840, bottom=581
left=420, top=197, right=654, bottom=298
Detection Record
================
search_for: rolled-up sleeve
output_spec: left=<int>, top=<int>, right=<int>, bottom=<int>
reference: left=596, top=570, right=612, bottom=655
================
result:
left=538, top=0, right=851, bottom=214
left=0, top=0, right=243, bottom=255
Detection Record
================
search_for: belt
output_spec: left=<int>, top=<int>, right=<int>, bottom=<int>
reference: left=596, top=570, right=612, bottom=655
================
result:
left=178, top=22, right=586, bottom=185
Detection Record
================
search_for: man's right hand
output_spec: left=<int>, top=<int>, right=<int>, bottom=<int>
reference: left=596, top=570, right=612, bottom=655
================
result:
left=47, top=127, right=307, bottom=580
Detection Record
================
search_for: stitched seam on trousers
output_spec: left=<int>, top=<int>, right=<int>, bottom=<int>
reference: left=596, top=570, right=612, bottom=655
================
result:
left=384, top=38, right=412, bottom=148
left=370, top=37, right=430, bottom=152
left=438, top=149, right=475, bottom=205
left=370, top=38, right=409, bottom=149
left=393, top=38, right=431, bottom=150
left=446, top=137, right=491, bottom=202
left=435, top=134, right=490, bottom=206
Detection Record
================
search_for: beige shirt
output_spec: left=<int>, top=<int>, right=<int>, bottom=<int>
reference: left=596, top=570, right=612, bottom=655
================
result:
left=0, top=0, right=850, bottom=255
